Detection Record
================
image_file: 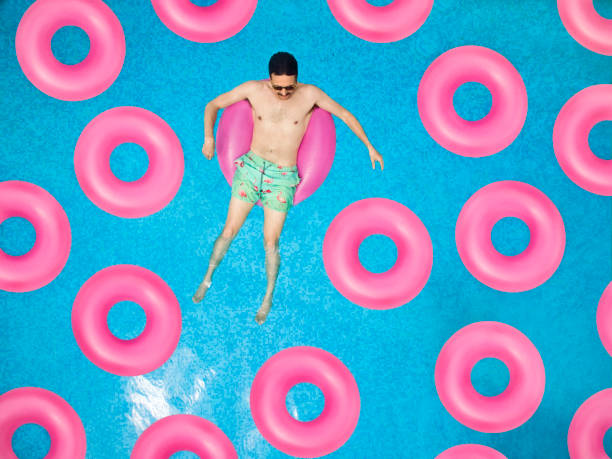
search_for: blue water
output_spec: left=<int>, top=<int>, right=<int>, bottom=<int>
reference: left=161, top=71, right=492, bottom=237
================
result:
left=1, top=0, right=611, bottom=457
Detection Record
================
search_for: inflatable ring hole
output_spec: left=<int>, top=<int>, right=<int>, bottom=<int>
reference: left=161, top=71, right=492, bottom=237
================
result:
left=470, top=358, right=510, bottom=397
left=11, top=423, right=51, bottom=459
left=594, top=0, right=612, bottom=19
left=588, top=120, right=612, bottom=160
left=107, top=301, right=147, bottom=341
left=285, top=383, right=325, bottom=422
left=50, top=26, right=90, bottom=66
left=0, top=217, right=36, bottom=256
left=358, top=234, right=398, bottom=273
left=189, top=0, right=219, bottom=6
left=453, top=82, right=493, bottom=122
left=366, top=0, right=395, bottom=6
left=110, top=143, right=150, bottom=182
left=491, top=217, right=531, bottom=257
left=605, top=427, right=612, bottom=457
left=169, top=452, right=200, bottom=459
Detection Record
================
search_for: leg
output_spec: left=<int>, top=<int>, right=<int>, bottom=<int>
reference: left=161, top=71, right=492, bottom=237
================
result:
left=192, top=197, right=255, bottom=303
left=255, top=205, right=288, bottom=324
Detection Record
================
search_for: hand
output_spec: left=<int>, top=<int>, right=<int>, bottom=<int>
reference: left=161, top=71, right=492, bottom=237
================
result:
left=368, top=146, right=384, bottom=171
left=202, top=137, right=215, bottom=160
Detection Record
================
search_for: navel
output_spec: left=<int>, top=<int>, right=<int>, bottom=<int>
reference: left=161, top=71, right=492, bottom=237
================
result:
left=258, top=116, right=262, bottom=120
left=293, top=120, right=298, bottom=125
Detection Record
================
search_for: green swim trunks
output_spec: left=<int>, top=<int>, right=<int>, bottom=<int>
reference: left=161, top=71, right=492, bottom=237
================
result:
left=231, top=151, right=301, bottom=212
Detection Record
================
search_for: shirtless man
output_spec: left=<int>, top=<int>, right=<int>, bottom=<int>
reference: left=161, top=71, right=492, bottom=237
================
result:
left=192, top=52, right=383, bottom=324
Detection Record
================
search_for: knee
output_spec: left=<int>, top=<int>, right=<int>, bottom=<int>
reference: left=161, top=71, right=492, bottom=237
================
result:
left=263, top=235, right=279, bottom=251
left=221, top=226, right=238, bottom=239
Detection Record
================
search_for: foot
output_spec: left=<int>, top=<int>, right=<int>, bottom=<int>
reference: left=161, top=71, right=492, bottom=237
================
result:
left=255, top=296, right=272, bottom=325
left=192, top=279, right=211, bottom=303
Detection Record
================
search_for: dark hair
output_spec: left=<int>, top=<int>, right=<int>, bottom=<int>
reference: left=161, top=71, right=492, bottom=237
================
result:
left=268, top=52, right=298, bottom=77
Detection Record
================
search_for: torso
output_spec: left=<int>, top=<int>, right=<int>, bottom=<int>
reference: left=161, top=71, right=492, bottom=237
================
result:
left=246, top=81, right=316, bottom=167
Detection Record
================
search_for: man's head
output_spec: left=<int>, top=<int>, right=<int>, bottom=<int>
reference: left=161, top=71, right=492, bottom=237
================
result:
left=268, top=52, right=298, bottom=100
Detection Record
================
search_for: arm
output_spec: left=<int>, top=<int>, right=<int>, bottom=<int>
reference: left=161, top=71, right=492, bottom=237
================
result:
left=311, top=86, right=384, bottom=170
left=202, top=81, right=257, bottom=159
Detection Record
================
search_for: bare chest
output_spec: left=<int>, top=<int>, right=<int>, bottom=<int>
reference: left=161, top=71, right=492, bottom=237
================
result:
left=260, top=105, right=292, bottom=123
left=250, top=90, right=313, bottom=127
left=253, top=104, right=309, bottom=128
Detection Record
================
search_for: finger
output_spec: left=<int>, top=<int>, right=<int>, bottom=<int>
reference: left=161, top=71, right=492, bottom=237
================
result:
left=380, top=158, right=384, bottom=171
left=371, top=158, right=375, bottom=170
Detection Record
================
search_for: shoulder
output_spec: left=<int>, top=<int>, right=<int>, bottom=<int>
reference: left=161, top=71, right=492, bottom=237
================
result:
left=299, top=83, right=321, bottom=94
left=212, top=80, right=263, bottom=108
left=238, top=80, right=263, bottom=94
left=298, top=83, right=324, bottom=100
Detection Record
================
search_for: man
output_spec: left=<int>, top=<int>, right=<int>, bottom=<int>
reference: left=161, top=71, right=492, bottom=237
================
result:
left=192, top=52, right=383, bottom=324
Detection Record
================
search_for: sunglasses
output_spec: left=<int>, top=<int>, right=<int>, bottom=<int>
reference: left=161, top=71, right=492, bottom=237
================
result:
left=271, top=84, right=297, bottom=91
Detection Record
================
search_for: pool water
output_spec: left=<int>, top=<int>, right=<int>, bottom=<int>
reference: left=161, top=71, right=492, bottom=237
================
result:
left=1, top=0, right=611, bottom=457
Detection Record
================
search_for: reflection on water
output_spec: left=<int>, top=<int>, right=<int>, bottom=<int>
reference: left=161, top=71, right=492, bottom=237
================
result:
left=121, top=335, right=277, bottom=456
left=126, top=375, right=172, bottom=433
left=123, top=346, right=217, bottom=435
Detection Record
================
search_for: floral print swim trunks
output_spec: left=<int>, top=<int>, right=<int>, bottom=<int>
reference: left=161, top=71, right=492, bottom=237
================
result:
left=231, top=151, right=301, bottom=212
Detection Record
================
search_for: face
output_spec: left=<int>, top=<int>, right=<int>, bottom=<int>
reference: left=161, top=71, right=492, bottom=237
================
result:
left=269, top=73, right=297, bottom=100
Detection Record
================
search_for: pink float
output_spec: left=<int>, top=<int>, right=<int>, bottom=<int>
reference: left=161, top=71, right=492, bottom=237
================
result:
left=568, top=388, right=612, bottom=458
left=326, top=0, right=434, bottom=43
left=323, top=198, right=432, bottom=309
left=74, top=106, right=184, bottom=218
left=558, top=0, right=612, bottom=55
left=436, top=444, right=507, bottom=459
left=150, top=0, right=257, bottom=43
left=216, top=99, right=335, bottom=206
left=250, top=346, right=360, bottom=458
left=553, top=84, right=612, bottom=196
left=0, top=181, right=71, bottom=292
left=435, top=321, right=545, bottom=433
left=131, top=415, right=237, bottom=458
left=596, top=281, right=612, bottom=357
left=15, top=0, right=125, bottom=101
left=0, top=387, right=86, bottom=458
left=456, top=181, right=565, bottom=292
left=72, top=264, right=181, bottom=376
left=418, top=46, right=527, bottom=157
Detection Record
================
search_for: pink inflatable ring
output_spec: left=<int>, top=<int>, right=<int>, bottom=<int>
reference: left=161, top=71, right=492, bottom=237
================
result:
left=558, top=0, right=612, bottom=55
left=74, top=106, right=184, bottom=218
left=568, top=388, right=612, bottom=458
left=0, top=181, right=71, bottom=293
left=455, top=181, right=565, bottom=292
left=553, top=84, right=612, bottom=196
left=131, top=415, right=237, bottom=458
left=323, top=198, right=432, bottom=309
left=150, top=0, right=257, bottom=43
left=326, top=0, right=434, bottom=43
left=15, top=0, right=125, bottom=101
left=72, top=265, right=181, bottom=376
left=435, top=321, right=545, bottom=433
left=250, top=346, right=360, bottom=458
left=436, top=444, right=507, bottom=459
left=0, top=387, right=86, bottom=458
left=596, top=281, right=612, bottom=357
left=418, top=46, right=527, bottom=157
left=217, top=99, right=335, bottom=206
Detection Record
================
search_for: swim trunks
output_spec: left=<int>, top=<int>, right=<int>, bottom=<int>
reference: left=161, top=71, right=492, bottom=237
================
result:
left=231, top=151, right=301, bottom=212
